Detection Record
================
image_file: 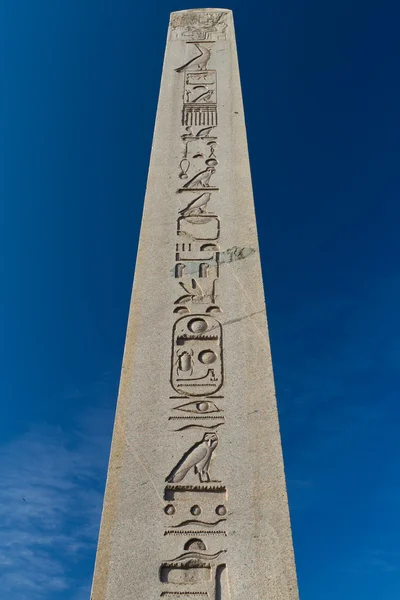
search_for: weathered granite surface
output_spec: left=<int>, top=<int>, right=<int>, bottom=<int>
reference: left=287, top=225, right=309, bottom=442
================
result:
left=90, top=9, right=300, bottom=600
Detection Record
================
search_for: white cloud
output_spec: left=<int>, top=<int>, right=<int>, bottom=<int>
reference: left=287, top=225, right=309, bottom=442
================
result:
left=0, top=405, right=113, bottom=599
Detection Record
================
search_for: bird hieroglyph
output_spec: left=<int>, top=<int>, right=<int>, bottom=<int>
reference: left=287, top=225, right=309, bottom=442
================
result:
left=166, top=432, right=219, bottom=483
left=179, top=192, right=211, bottom=216
left=175, top=43, right=212, bottom=73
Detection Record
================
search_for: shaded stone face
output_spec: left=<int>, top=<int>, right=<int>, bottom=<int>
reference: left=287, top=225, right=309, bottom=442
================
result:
left=170, top=10, right=229, bottom=42
left=90, top=9, right=299, bottom=600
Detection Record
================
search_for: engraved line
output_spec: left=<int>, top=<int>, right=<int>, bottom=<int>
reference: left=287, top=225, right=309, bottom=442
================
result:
left=222, top=309, right=264, bottom=327
left=173, top=423, right=224, bottom=431
left=168, top=550, right=226, bottom=562
left=168, top=416, right=225, bottom=419
left=165, top=484, right=226, bottom=492
left=124, top=438, right=163, bottom=504
left=224, top=264, right=269, bottom=345
left=164, top=530, right=227, bottom=536
left=178, top=187, right=219, bottom=193
left=162, top=560, right=214, bottom=568
left=177, top=383, right=217, bottom=387
left=160, top=593, right=209, bottom=598
left=161, top=594, right=208, bottom=597
left=170, top=518, right=227, bottom=528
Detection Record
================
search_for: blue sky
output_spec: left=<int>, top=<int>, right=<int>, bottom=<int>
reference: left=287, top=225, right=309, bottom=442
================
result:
left=1, top=0, right=400, bottom=598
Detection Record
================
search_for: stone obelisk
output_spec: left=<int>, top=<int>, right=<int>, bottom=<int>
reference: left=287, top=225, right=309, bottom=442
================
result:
left=91, top=9, right=299, bottom=600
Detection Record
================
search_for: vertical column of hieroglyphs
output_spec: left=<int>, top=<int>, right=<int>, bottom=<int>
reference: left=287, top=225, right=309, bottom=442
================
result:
left=160, top=11, right=229, bottom=600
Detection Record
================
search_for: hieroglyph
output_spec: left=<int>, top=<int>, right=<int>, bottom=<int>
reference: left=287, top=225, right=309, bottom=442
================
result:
left=164, top=13, right=229, bottom=600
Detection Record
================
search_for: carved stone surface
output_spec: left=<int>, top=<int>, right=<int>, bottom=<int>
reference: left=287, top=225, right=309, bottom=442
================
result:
left=90, top=9, right=299, bottom=600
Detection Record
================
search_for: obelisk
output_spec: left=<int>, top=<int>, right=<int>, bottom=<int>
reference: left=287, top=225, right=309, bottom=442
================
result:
left=91, top=9, right=299, bottom=600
